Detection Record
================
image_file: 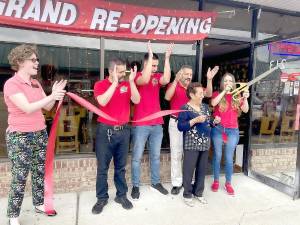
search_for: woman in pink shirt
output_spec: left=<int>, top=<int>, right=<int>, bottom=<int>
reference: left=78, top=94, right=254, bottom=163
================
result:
left=4, top=44, right=66, bottom=225
left=210, top=73, right=249, bottom=195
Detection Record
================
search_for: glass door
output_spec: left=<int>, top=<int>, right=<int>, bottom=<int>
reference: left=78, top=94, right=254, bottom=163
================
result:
left=249, top=37, right=300, bottom=198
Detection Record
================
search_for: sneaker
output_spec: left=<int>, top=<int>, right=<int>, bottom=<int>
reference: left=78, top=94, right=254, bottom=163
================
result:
left=131, top=186, right=140, bottom=200
left=114, top=196, right=133, bottom=210
left=171, top=186, right=182, bottom=195
left=225, top=182, right=235, bottom=195
left=211, top=180, right=219, bottom=192
left=195, top=196, right=208, bottom=204
left=183, top=197, right=195, bottom=207
left=92, top=199, right=108, bottom=214
left=151, top=183, right=169, bottom=195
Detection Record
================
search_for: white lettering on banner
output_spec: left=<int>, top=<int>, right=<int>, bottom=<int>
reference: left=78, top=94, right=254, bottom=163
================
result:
left=41, top=0, right=62, bottom=23
left=23, top=0, right=41, bottom=21
left=1, top=0, right=77, bottom=25
left=90, top=8, right=107, bottom=30
left=90, top=8, right=213, bottom=36
left=131, top=14, right=146, bottom=33
left=186, top=18, right=200, bottom=34
left=5, top=0, right=26, bottom=18
left=199, top=17, right=212, bottom=34
left=180, top=18, right=189, bottom=34
left=142, top=15, right=159, bottom=35
left=58, top=3, right=77, bottom=25
left=105, top=10, right=121, bottom=31
left=154, top=16, right=171, bottom=35
left=166, top=17, right=183, bottom=35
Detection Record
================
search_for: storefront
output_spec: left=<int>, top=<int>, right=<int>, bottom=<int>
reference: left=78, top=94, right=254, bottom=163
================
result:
left=0, top=0, right=299, bottom=198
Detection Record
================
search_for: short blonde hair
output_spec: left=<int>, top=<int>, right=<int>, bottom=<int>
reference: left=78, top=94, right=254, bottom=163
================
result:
left=8, top=44, right=38, bottom=71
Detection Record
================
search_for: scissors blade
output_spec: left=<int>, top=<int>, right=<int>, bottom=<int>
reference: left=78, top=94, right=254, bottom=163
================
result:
left=246, top=66, right=278, bottom=87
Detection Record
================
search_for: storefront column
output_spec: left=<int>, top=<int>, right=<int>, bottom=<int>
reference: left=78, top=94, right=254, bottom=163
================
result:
left=195, top=0, right=204, bottom=82
left=100, top=37, right=105, bottom=80
left=244, top=8, right=259, bottom=175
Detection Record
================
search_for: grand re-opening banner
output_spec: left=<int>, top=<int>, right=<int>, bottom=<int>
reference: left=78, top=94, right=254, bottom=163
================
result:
left=0, top=0, right=217, bottom=41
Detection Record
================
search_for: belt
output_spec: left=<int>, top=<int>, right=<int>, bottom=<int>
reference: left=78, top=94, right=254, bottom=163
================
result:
left=170, top=115, right=178, bottom=121
left=100, top=123, right=129, bottom=131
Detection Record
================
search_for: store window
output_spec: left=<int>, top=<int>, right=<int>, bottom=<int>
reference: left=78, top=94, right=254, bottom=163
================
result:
left=204, top=2, right=252, bottom=38
left=0, top=42, right=100, bottom=157
left=258, top=11, right=300, bottom=40
left=250, top=38, right=299, bottom=187
left=104, top=41, right=196, bottom=150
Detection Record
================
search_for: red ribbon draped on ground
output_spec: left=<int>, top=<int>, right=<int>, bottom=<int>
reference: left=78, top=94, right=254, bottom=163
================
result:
left=44, top=92, right=185, bottom=213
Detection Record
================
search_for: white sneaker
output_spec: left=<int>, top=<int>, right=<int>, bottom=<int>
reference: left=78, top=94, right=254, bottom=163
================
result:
left=183, top=198, right=195, bottom=207
left=195, top=196, right=208, bottom=204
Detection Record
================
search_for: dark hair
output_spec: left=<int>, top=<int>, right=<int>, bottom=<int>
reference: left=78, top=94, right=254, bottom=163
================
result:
left=186, top=82, right=203, bottom=99
left=130, top=60, right=142, bottom=72
left=108, top=58, right=126, bottom=70
left=180, top=65, right=193, bottom=71
left=144, top=53, right=159, bottom=61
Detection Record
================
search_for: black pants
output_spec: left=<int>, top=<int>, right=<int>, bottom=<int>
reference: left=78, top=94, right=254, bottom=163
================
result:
left=95, top=123, right=130, bottom=200
left=183, top=150, right=208, bottom=198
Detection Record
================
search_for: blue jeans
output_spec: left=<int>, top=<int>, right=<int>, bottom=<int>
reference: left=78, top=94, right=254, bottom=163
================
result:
left=211, top=126, right=239, bottom=183
left=131, top=125, right=163, bottom=187
left=95, top=123, right=130, bottom=200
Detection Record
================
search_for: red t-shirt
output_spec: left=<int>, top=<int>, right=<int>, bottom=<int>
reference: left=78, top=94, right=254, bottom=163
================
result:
left=94, top=78, right=131, bottom=125
left=212, top=91, right=241, bottom=129
left=168, top=82, right=189, bottom=117
left=132, top=72, right=163, bottom=126
left=4, top=73, right=46, bottom=132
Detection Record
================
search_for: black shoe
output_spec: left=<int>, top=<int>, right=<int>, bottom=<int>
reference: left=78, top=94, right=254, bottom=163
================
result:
left=35, top=207, right=57, bottom=216
left=151, top=183, right=169, bottom=195
left=92, top=199, right=108, bottom=214
left=171, top=186, right=182, bottom=195
left=131, top=186, right=140, bottom=200
left=114, top=196, right=133, bottom=210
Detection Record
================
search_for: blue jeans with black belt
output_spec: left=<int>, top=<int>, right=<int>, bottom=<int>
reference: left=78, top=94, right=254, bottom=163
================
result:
left=211, top=126, right=239, bottom=183
left=95, top=123, right=130, bottom=200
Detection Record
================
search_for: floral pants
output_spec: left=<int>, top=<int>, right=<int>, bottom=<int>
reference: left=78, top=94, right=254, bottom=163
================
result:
left=6, top=129, right=48, bottom=218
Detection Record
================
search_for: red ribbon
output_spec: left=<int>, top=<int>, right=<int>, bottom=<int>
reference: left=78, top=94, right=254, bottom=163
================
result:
left=44, top=92, right=186, bottom=213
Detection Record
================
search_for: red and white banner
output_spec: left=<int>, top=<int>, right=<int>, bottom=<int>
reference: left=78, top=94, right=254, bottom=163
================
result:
left=0, top=0, right=217, bottom=41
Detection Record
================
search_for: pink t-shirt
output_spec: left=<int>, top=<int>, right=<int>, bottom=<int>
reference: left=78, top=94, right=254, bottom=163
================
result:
left=132, top=72, right=163, bottom=126
left=212, top=91, right=241, bottom=129
left=94, top=78, right=131, bottom=126
left=4, top=74, right=46, bottom=132
left=168, top=82, right=189, bottom=117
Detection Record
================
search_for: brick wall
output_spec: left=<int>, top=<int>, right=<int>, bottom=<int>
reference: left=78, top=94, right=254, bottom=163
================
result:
left=250, top=147, right=297, bottom=174
left=0, top=153, right=171, bottom=197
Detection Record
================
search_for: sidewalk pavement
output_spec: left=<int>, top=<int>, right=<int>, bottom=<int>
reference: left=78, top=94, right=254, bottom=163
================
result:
left=1, top=174, right=300, bottom=225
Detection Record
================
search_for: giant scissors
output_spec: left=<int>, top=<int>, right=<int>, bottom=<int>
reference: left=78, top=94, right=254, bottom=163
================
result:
left=229, top=66, right=279, bottom=100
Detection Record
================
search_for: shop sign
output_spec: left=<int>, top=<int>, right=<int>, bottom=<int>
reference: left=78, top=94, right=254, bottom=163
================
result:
left=269, top=41, right=300, bottom=56
left=0, top=0, right=217, bottom=41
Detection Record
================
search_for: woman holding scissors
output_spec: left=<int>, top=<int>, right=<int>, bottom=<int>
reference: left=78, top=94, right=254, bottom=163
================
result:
left=210, top=73, right=249, bottom=195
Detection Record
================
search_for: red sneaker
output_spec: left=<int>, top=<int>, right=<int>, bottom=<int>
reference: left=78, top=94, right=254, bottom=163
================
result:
left=211, top=180, right=219, bottom=192
left=225, top=182, right=235, bottom=195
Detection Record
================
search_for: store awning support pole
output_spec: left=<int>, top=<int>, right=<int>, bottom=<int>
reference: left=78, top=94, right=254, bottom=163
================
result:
left=100, top=37, right=105, bottom=80
left=244, top=8, right=259, bottom=175
left=195, top=0, right=204, bottom=82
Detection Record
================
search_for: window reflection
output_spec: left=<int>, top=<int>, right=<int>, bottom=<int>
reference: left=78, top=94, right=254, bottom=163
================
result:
left=250, top=40, right=299, bottom=187
left=0, top=42, right=100, bottom=157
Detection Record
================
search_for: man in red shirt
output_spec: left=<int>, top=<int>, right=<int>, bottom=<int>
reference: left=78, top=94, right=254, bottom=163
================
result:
left=165, top=65, right=219, bottom=195
left=92, top=58, right=140, bottom=214
left=131, top=42, right=173, bottom=200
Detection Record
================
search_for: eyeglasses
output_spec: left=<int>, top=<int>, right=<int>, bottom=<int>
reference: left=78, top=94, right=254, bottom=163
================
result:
left=26, top=58, right=39, bottom=63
